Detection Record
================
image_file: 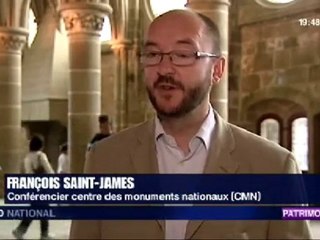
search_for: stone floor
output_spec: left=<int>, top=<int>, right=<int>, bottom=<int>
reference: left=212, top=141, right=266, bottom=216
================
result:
left=0, top=199, right=70, bottom=240
left=0, top=219, right=71, bottom=240
left=0, top=199, right=319, bottom=239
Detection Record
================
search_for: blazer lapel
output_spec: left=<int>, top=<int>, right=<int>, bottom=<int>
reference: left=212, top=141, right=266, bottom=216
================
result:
left=130, top=119, right=159, bottom=174
left=186, top=111, right=238, bottom=239
left=129, top=119, right=165, bottom=233
left=204, top=111, right=237, bottom=175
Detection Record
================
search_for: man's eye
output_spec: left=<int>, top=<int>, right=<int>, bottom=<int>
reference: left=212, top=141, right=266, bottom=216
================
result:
left=174, top=52, right=193, bottom=58
left=145, top=52, right=160, bottom=58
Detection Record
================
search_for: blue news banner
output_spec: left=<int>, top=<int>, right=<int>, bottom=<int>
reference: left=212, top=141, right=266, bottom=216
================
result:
left=2, top=174, right=320, bottom=220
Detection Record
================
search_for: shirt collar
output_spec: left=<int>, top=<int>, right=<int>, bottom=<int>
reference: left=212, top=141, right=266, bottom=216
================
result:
left=196, top=105, right=215, bottom=148
left=155, top=116, right=165, bottom=140
left=154, top=105, right=215, bottom=149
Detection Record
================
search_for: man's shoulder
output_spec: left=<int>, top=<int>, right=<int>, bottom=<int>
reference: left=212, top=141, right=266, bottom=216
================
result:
left=86, top=121, right=152, bottom=173
left=38, top=151, right=48, bottom=160
left=223, top=122, right=298, bottom=173
left=230, top=123, right=284, bottom=146
left=91, top=120, right=151, bottom=150
left=227, top=122, right=290, bottom=159
left=90, top=133, right=110, bottom=143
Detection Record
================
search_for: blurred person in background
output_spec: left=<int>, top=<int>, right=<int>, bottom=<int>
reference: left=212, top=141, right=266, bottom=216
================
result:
left=87, top=115, right=112, bottom=152
left=57, top=143, right=69, bottom=174
left=12, top=135, right=54, bottom=240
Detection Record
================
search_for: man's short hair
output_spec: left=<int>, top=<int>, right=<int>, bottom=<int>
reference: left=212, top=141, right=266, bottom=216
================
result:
left=29, top=135, right=44, bottom=151
left=99, top=115, right=109, bottom=124
left=157, top=10, right=221, bottom=55
left=196, top=13, right=221, bottom=55
left=60, top=143, right=68, bottom=152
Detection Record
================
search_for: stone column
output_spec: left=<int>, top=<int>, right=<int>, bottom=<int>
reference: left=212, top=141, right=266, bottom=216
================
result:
left=308, top=112, right=320, bottom=174
left=282, top=122, right=290, bottom=150
left=59, top=0, right=112, bottom=173
left=110, top=39, right=131, bottom=131
left=307, top=114, right=314, bottom=173
left=0, top=0, right=30, bottom=174
left=186, top=0, right=230, bottom=120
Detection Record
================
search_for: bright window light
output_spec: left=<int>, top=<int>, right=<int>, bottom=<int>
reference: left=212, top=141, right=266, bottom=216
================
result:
left=256, top=0, right=296, bottom=8
left=291, top=117, right=308, bottom=171
left=100, top=16, right=112, bottom=42
left=28, top=9, right=37, bottom=47
left=260, top=118, right=280, bottom=144
left=150, top=0, right=187, bottom=17
left=267, top=0, right=295, bottom=3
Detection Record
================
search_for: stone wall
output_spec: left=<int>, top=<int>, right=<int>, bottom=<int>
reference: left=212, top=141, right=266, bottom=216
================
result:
left=228, top=0, right=241, bottom=124
left=228, top=0, right=320, bottom=127
left=240, top=12, right=320, bottom=96
left=101, top=45, right=117, bottom=127
left=229, top=0, right=320, bottom=172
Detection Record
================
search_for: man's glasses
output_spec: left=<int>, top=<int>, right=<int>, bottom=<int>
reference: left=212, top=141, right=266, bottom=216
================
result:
left=139, top=50, right=220, bottom=66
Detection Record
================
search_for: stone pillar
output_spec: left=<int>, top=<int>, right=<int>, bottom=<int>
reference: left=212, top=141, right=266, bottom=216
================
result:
left=186, top=0, right=230, bottom=120
left=282, top=122, right=290, bottom=150
left=307, top=114, right=314, bottom=173
left=111, top=40, right=131, bottom=131
left=309, top=112, right=320, bottom=174
left=127, top=38, right=146, bottom=127
left=59, top=0, right=112, bottom=173
left=0, top=0, right=30, bottom=174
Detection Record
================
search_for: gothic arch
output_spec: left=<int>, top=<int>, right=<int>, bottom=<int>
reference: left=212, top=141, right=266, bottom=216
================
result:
left=30, top=0, right=50, bottom=25
left=109, top=0, right=128, bottom=41
left=241, top=87, right=311, bottom=121
left=310, top=98, right=320, bottom=115
left=143, top=0, right=154, bottom=22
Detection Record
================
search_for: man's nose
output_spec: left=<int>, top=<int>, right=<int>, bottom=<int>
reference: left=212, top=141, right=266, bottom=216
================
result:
left=157, top=55, right=175, bottom=75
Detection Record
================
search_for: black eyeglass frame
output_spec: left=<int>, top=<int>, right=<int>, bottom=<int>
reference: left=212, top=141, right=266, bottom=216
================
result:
left=139, top=50, right=221, bottom=66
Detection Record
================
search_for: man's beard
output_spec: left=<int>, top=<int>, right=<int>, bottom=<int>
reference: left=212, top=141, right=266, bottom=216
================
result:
left=146, top=74, right=211, bottom=118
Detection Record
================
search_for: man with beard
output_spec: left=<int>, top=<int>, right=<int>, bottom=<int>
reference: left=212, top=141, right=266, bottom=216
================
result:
left=70, top=10, right=311, bottom=240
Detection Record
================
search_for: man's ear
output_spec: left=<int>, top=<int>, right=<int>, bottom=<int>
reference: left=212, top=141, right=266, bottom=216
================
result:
left=212, top=57, right=226, bottom=84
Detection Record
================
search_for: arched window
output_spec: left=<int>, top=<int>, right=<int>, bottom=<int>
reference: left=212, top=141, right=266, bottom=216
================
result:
left=265, top=0, right=295, bottom=3
left=150, top=0, right=187, bottom=17
left=291, top=117, right=308, bottom=171
left=100, top=16, right=112, bottom=42
left=28, top=9, right=37, bottom=47
left=260, top=118, right=280, bottom=144
left=255, top=0, right=296, bottom=8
